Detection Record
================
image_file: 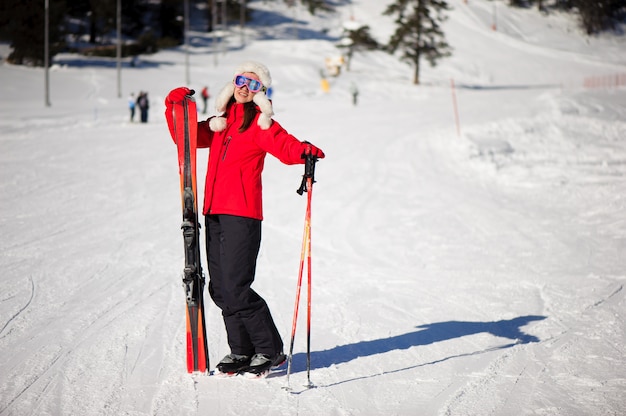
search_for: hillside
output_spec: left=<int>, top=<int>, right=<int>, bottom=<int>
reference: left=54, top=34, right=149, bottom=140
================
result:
left=1, top=1, right=625, bottom=415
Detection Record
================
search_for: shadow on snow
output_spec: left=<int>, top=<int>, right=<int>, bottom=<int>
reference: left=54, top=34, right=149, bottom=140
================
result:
left=52, top=56, right=169, bottom=69
left=456, top=83, right=562, bottom=90
left=288, top=315, right=546, bottom=376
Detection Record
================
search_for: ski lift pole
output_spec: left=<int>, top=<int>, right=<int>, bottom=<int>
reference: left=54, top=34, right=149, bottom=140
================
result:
left=285, top=154, right=317, bottom=390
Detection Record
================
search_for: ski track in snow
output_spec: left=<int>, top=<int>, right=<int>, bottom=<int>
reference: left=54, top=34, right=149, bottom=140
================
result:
left=1, top=0, right=626, bottom=415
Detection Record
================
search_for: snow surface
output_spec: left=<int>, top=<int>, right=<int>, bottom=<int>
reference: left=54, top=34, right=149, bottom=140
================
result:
left=1, top=1, right=625, bottom=415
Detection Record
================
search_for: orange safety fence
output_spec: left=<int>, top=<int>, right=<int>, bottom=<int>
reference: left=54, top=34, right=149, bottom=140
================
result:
left=583, top=73, right=626, bottom=89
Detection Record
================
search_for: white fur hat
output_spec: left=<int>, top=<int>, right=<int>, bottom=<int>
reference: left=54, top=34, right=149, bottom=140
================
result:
left=236, top=61, right=272, bottom=89
left=209, top=61, right=274, bottom=132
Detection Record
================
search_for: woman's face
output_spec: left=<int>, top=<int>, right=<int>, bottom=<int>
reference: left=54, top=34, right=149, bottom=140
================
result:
left=234, top=72, right=261, bottom=104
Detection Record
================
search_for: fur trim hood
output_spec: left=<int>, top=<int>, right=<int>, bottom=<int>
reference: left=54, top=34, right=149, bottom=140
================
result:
left=209, top=61, right=274, bottom=132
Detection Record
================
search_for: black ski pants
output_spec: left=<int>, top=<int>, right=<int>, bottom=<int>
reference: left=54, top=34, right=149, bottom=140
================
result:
left=205, top=214, right=283, bottom=357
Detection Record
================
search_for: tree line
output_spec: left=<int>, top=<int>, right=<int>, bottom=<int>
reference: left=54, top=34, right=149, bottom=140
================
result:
left=0, top=0, right=251, bottom=65
left=0, top=0, right=623, bottom=84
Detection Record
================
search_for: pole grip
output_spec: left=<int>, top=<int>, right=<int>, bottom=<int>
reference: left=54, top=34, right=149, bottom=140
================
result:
left=297, top=154, right=317, bottom=195
left=304, top=154, right=316, bottom=178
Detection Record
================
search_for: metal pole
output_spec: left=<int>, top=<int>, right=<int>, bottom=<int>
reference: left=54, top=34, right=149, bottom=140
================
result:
left=221, top=0, right=227, bottom=56
left=44, top=0, right=50, bottom=107
left=450, top=78, right=461, bottom=137
left=116, top=0, right=122, bottom=98
left=290, top=1, right=298, bottom=40
left=240, top=0, right=245, bottom=47
left=184, top=0, right=190, bottom=84
left=212, top=0, right=218, bottom=66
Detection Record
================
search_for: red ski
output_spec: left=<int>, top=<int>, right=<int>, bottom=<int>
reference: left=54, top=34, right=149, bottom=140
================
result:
left=172, top=92, right=209, bottom=373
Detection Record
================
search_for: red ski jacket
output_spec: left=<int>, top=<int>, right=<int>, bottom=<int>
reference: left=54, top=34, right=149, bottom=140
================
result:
left=196, top=102, right=306, bottom=220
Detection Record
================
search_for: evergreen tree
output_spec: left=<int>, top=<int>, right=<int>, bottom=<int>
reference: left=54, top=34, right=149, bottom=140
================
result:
left=283, top=0, right=334, bottom=15
left=159, top=0, right=184, bottom=43
left=2, top=0, right=65, bottom=66
left=574, top=0, right=625, bottom=34
left=207, top=0, right=248, bottom=32
left=347, top=25, right=380, bottom=51
left=64, top=0, right=146, bottom=40
left=87, top=0, right=117, bottom=43
left=507, top=0, right=625, bottom=35
left=339, top=23, right=379, bottom=71
left=384, top=0, right=452, bottom=85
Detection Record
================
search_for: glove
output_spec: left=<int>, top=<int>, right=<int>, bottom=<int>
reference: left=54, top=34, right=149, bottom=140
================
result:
left=165, top=86, right=192, bottom=105
left=164, top=87, right=193, bottom=143
left=302, top=142, right=325, bottom=159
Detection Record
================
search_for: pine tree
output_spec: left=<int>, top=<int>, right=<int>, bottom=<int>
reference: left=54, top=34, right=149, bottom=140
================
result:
left=507, top=0, right=625, bottom=35
left=339, top=24, right=379, bottom=71
left=301, top=0, right=334, bottom=14
left=574, top=0, right=625, bottom=35
left=2, top=0, right=65, bottom=66
left=384, top=0, right=452, bottom=85
left=282, top=0, right=333, bottom=15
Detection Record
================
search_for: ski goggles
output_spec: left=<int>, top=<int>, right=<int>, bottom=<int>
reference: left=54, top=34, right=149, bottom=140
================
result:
left=233, top=75, right=265, bottom=93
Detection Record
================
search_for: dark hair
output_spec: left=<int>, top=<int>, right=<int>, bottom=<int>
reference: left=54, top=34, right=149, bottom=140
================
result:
left=226, top=96, right=258, bottom=133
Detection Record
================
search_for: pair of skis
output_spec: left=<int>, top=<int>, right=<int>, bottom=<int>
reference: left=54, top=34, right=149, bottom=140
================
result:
left=172, top=93, right=318, bottom=381
left=172, top=92, right=209, bottom=373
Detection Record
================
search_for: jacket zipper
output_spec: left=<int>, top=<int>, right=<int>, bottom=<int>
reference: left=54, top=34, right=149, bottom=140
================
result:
left=222, top=136, right=232, bottom=160
left=208, top=134, right=232, bottom=214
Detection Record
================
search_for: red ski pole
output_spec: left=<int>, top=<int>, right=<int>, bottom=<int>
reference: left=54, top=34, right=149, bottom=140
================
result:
left=286, top=155, right=317, bottom=390
left=304, top=175, right=313, bottom=388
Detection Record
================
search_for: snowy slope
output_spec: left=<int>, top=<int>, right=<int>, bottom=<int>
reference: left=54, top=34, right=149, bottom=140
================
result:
left=1, top=1, right=625, bottom=415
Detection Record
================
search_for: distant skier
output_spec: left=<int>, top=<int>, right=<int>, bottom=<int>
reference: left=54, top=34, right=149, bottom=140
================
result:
left=137, top=91, right=149, bottom=123
left=165, top=61, right=325, bottom=377
left=350, top=82, right=359, bottom=106
left=201, top=86, right=210, bottom=114
left=128, top=92, right=136, bottom=122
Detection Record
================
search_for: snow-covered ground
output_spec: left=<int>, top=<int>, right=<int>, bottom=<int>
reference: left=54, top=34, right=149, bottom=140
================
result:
left=1, top=1, right=625, bottom=415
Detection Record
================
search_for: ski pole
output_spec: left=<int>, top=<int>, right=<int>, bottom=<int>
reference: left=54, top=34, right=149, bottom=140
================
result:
left=285, top=194, right=309, bottom=389
left=286, top=154, right=317, bottom=390
left=305, top=175, right=313, bottom=388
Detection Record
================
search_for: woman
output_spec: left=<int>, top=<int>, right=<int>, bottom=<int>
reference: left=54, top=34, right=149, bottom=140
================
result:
left=165, top=62, right=325, bottom=376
